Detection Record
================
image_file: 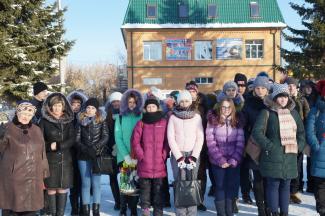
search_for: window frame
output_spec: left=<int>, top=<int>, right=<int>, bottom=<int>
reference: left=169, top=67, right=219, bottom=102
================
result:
left=143, top=41, right=162, bottom=61
left=146, top=4, right=157, bottom=18
left=179, top=4, right=189, bottom=18
left=245, top=39, right=264, bottom=59
left=195, top=77, right=214, bottom=85
left=250, top=2, right=260, bottom=18
left=208, top=4, right=217, bottom=18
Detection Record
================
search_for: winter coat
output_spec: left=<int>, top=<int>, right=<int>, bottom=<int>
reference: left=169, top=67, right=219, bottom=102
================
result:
left=251, top=96, right=306, bottom=179
left=206, top=111, right=245, bottom=167
left=0, top=122, right=49, bottom=212
left=292, top=93, right=310, bottom=122
left=131, top=118, right=169, bottom=178
left=76, top=109, right=109, bottom=161
left=306, top=98, right=325, bottom=178
left=105, top=102, right=119, bottom=154
left=115, top=89, right=143, bottom=164
left=39, top=93, right=75, bottom=189
left=167, top=113, right=204, bottom=160
left=30, top=97, right=44, bottom=124
left=241, top=94, right=267, bottom=169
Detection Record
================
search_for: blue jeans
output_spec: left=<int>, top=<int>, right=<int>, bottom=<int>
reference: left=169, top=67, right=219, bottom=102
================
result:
left=266, top=177, right=291, bottom=214
left=211, top=165, right=240, bottom=201
left=78, top=160, right=101, bottom=204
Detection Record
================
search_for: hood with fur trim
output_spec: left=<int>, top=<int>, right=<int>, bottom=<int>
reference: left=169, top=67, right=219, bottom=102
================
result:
left=42, top=92, right=74, bottom=124
left=66, top=90, right=88, bottom=106
left=263, top=95, right=296, bottom=112
left=120, top=89, right=144, bottom=116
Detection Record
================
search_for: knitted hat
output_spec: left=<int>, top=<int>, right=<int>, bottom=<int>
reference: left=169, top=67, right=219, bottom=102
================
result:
left=33, top=81, right=48, bottom=96
left=316, top=80, right=325, bottom=97
left=257, top=71, right=269, bottom=78
left=169, top=91, right=180, bottom=101
left=247, top=78, right=255, bottom=89
left=234, top=73, right=247, bottom=86
left=284, top=77, right=299, bottom=87
left=16, top=100, right=36, bottom=116
left=185, top=81, right=199, bottom=92
left=85, top=98, right=99, bottom=109
left=109, top=92, right=123, bottom=103
left=177, top=90, right=193, bottom=104
left=253, top=76, right=271, bottom=90
left=145, top=98, right=160, bottom=109
left=223, top=81, right=238, bottom=93
left=271, top=83, right=290, bottom=100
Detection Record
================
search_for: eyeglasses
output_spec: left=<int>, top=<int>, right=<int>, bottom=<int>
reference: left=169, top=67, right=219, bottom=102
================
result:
left=221, top=106, right=231, bottom=110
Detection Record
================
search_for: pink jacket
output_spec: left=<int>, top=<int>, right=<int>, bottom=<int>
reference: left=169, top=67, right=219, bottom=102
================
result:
left=167, top=114, right=204, bottom=160
left=131, top=119, right=169, bottom=178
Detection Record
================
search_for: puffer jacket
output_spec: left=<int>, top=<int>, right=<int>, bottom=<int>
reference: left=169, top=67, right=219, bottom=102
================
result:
left=131, top=117, right=169, bottom=178
left=306, top=98, right=325, bottom=178
left=76, top=109, right=109, bottom=161
left=39, top=92, right=75, bottom=189
left=206, top=110, right=245, bottom=167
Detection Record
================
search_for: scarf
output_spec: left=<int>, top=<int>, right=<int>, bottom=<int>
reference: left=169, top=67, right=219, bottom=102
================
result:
left=173, top=105, right=196, bottom=120
left=13, top=115, right=32, bottom=134
left=277, top=109, right=298, bottom=154
left=142, top=111, right=163, bottom=124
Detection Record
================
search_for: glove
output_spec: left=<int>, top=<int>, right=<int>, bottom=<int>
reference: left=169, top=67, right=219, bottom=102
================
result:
left=177, top=157, right=186, bottom=169
left=185, top=156, right=197, bottom=170
left=124, top=155, right=132, bottom=165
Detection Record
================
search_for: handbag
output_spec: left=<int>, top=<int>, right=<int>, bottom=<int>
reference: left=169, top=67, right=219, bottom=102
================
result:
left=93, top=146, right=116, bottom=175
left=173, top=168, right=202, bottom=208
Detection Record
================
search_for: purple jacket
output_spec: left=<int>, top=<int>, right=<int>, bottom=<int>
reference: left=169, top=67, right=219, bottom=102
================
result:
left=206, top=111, right=245, bottom=167
left=131, top=118, right=169, bottom=178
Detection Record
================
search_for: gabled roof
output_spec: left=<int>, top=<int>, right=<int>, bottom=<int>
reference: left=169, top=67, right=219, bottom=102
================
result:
left=122, top=0, right=286, bottom=29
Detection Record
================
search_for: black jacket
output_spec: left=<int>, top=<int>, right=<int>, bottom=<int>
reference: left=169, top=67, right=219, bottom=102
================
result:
left=39, top=93, right=75, bottom=189
left=76, top=109, right=109, bottom=161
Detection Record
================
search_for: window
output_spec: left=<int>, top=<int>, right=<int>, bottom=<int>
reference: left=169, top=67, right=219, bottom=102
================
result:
left=143, top=78, right=163, bottom=85
left=195, top=41, right=212, bottom=60
left=143, top=41, right=162, bottom=61
left=195, top=77, right=213, bottom=84
left=246, top=40, right=264, bottom=59
left=250, top=2, right=260, bottom=17
left=208, top=4, right=217, bottom=18
left=147, top=4, right=157, bottom=18
left=179, top=4, right=188, bottom=18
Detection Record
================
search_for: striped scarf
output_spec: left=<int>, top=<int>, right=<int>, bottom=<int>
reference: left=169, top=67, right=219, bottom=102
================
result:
left=277, top=109, right=298, bottom=154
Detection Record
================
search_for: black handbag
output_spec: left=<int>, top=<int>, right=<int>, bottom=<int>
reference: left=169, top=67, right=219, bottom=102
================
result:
left=173, top=168, right=202, bottom=208
left=93, top=147, right=116, bottom=175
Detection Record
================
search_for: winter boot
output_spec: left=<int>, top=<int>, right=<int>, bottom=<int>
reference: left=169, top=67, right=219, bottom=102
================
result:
left=198, top=203, right=207, bottom=211
left=226, top=199, right=234, bottom=216
left=242, top=193, right=253, bottom=205
left=110, top=174, right=121, bottom=211
left=81, top=204, right=90, bottom=216
left=120, top=195, right=128, bottom=216
left=92, top=203, right=100, bottom=216
left=256, top=202, right=267, bottom=216
left=48, top=194, right=56, bottom=216
left=56, top=193, right=67, bottom=216
left=290, top=193, right=302, bottom=204
left=214, top=200, right=226, bottom=216
left=232, top=198, right=239, bottom=214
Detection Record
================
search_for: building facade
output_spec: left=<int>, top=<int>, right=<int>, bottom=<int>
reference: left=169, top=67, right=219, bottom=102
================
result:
left=121, top=0, right=286, bottom=93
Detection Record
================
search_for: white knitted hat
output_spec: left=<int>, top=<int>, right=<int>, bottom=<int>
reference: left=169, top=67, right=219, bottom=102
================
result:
left=177, top=90, right=193, bottom=104
left=109, top=92, right=123, bottom=103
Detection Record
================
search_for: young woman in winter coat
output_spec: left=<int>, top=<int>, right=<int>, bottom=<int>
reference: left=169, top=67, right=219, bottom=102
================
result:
left=39, top=93, right=75, bottom=216
left=306, top=80, right=325, bottom=216
left=252, top=83, right=306, bottom=216
left=0, top=101, right=49, bottom=216
left=76, top=98, right=109, bottom=216
left=167, top=90, right=204, bottom=216
left=131, top=98, right=169, bottom=216
left=115, top=89, right=143, bottom=216
left=206, top=98, right=245, bottom=216
left=241, top=76, right=270, bottom=216
left=217, top=81, right=245, bottom=111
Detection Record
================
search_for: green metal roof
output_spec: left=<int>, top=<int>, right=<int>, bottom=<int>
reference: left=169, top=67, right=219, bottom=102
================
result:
left=122, top=0, right=286, bottom=28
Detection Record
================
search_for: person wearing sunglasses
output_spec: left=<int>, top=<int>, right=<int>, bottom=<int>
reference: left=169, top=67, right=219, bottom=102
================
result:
left=0, top=101, right=49, bottom=216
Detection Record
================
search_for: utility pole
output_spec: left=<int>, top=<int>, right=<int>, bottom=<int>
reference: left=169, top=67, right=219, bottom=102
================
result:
left=58, top=0, right=65, bottom=93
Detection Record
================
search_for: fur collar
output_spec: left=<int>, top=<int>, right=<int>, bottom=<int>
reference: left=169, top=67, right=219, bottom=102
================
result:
left=264, top=95, right=296, bottom=112
left=120, top=89, right=144, bottom=116
left=66, top=90, right=88, bottom=106
left=42, top=92, right=74, bottom=124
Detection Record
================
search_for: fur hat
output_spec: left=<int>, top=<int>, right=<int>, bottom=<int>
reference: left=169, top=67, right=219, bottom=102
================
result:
left=109, top=92, right=123, bottom=103
left=271, top=83, right=290, bottom=100
left=223, top=81, right=238, bottom=93
left=85, top=98, right=99, bottom=109
left=253, top=76, right=271, bottom=90
left=33, top=81, right=48, bottom=96
left=177, top=90, right=193, bottom=105
left=145, top=98, right=160, bottom=109
left=316, top=80, right=325, bottom=97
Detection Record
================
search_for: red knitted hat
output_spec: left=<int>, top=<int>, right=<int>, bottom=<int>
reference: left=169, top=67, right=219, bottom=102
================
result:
left=316, top=80, right=325, bottom=97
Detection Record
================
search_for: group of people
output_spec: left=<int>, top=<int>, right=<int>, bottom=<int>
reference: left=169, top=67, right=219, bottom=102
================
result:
left=0, top=72, right=324, bottom=216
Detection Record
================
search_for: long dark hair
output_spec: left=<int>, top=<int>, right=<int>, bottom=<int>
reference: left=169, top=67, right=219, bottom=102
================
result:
left=215, top=98, right=239, bottom=128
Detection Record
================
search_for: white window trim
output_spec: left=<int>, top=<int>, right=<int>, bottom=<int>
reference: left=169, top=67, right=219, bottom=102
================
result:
left=245, top=40, right=264, bottom=59
left=143, top=41, right=162, bottom=61
left=195, top=77, right=214, bottom=85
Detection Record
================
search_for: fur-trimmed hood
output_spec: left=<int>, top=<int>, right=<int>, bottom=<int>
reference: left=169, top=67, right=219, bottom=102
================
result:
left=120, top=89, right=144, bottom=116
left=66, top=90, right=88, bottom=106
left=263, top=95, right=296, bottom=112
left=42, top=92, right=74, bottom=124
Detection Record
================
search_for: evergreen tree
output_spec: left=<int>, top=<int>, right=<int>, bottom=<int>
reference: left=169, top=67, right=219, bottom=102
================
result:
left=0, top=0, right=74, bottom=101
left=282, top=0, right=325, bottom=79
